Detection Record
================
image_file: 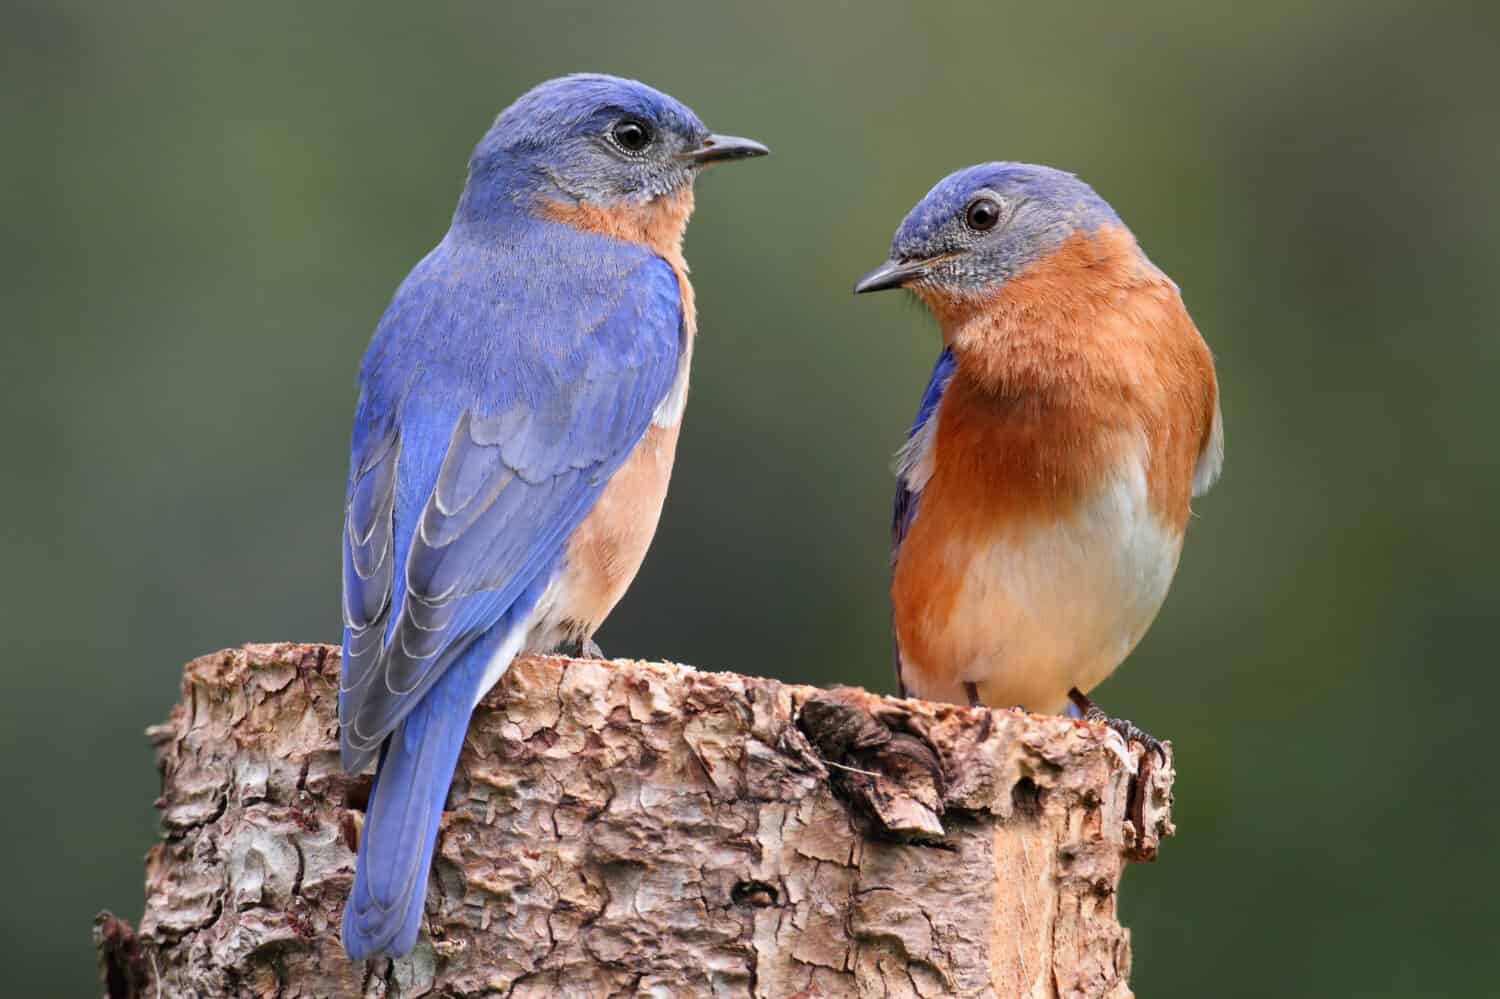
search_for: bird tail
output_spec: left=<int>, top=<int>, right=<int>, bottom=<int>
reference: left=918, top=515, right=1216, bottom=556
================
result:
left=341, top=675, right=474, bottom=959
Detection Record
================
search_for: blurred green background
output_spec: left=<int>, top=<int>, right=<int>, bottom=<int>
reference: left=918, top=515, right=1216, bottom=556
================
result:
left=4, top=1, right=1497, bottom=995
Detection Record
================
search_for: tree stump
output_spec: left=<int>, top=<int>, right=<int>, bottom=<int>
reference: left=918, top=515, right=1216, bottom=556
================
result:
left=95, top=643, right=1174, bottom=998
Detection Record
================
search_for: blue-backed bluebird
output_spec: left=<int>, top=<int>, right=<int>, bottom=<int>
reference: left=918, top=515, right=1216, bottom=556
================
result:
left=856, top=163, right=1222, bottom=740
left=338, top=74, right=766, bottom=959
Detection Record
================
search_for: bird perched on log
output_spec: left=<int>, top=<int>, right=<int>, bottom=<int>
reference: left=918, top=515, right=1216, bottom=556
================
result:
left=856, top=163, right=1222, bottom=745
left=337, top=74, right=766, bottom=959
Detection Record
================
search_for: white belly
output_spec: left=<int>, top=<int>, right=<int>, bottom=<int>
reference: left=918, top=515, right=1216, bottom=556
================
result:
left=904, top=456, right=1183, bottom=713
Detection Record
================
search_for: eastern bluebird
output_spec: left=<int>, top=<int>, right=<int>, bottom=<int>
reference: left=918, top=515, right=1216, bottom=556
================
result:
left=856, top=163, right=1222, bottom=744
left=338, top=74, right=766, bottom=959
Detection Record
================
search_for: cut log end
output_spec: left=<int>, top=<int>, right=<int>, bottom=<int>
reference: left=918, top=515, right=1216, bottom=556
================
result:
left=99, top=643, right=1173, bottom=998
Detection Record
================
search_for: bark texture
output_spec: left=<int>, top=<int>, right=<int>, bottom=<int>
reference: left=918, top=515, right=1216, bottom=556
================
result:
left=96, top=643, right=1174, bottom=998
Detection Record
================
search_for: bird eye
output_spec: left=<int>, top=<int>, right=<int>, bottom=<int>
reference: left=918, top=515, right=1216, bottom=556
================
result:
left=610, top=118, right=653, bottom=154
left=965, top=197, right=1002, bottom=232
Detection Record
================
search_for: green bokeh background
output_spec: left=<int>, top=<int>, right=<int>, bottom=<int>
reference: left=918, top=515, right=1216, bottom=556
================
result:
left=4, top=1, right=1497, bottom=995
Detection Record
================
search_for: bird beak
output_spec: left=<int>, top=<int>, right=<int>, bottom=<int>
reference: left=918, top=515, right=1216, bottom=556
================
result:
left=678, top=133, right=770, bottom=166
left=853, top=257, right=931, bottom=294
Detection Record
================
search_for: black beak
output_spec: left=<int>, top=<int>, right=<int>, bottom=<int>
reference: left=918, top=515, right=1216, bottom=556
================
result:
left=853, top=258, right=930, bottom=294
left=679, top=133, right=770, bottom=165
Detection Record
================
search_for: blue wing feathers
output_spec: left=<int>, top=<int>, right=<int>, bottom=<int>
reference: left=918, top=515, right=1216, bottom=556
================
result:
left=340, top=221, right=681, bottom=769
left=892, top=348, right=955, bottom=554
left=339, top=219, right=682, bottom=958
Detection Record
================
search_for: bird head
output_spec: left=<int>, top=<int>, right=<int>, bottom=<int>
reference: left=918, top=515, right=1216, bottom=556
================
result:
left=854, top=162, right=1121, bottom=302
left=457, top=74, right=767, bottom=223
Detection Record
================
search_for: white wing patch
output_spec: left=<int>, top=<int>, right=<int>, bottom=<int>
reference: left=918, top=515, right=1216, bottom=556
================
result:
left=1192, top=400, right=1224, bottom=497
left=651, top=333, right=692, bottom=428
left=893, top=395, right=943, bottom=495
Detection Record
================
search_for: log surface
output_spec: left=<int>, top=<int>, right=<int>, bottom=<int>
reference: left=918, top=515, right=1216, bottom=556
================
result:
left=96, top=643, right=1174, bottom=998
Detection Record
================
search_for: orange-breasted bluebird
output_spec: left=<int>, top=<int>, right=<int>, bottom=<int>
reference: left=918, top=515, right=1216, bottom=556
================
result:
left=856, top=162, right=1222, bottom=741
left=338, top=74, right=766, bottom=959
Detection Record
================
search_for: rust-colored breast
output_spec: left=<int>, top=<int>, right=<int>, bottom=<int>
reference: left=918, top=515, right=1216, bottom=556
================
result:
left=562, top=422, right=682, bottom=631
left=923, top=226, right=1218, bottom=530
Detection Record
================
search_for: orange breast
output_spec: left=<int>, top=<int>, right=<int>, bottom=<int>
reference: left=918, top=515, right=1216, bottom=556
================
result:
left=916, top=226, right=1218, bottom=531
left=562, top=421, right=682, bottom=631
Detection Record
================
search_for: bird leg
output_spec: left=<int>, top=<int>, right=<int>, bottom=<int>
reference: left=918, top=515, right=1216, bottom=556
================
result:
left=1067, top=688, right=1167, bottom=763
left=963, top=682, right=994, bottom=742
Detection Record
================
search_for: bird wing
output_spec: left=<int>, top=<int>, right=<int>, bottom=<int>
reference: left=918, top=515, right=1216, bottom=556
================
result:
left=890, top=348, right=956, bottom=693
left=1192, top=393, right=1224, bottom=497
left=339, top=234, right=683, bottom=772
left=892, top=348, right=956, bottom=557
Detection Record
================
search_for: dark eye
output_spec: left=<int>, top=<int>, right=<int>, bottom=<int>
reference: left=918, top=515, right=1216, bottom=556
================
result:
left=610, top=118, right=653, bottom=154
left=965, top=197, right=1002, bottom=231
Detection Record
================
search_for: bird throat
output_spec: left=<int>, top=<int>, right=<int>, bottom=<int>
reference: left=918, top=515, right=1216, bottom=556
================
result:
left=538, top=187, right=696, bottom=275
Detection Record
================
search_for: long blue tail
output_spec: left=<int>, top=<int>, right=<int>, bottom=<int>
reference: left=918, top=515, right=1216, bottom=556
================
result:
left=342, top=659, right=481, bottom=959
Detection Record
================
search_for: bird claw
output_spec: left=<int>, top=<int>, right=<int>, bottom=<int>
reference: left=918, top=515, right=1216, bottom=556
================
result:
left=1099, top=715, right=1167, bottom=766
left=1067, top=688, right=1167, bottom=765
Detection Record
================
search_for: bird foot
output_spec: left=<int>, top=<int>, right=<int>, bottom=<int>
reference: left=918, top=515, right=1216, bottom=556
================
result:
left=1067, top=688, right=1167, bottom=764
left=1069, top=688, right=1171, bottom=857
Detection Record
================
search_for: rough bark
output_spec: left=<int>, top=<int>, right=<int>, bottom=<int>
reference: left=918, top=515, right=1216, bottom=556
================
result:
left=96, top=643, right=1174, bottom=998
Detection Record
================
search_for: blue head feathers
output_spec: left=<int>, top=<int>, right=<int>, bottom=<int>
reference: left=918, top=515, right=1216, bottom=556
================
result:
left=456, top=73, right=765, bottom=224
left=855, top=162, right=1123, bottom=296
